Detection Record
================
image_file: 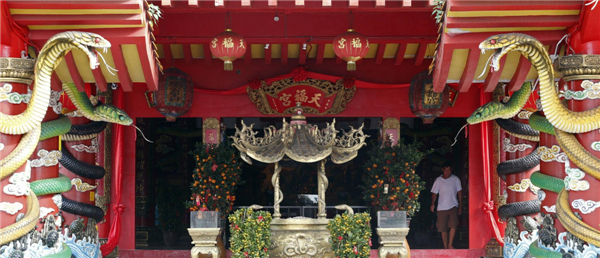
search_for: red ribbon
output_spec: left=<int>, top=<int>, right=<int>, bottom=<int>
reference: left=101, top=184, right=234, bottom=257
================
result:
left=112, top=204, right=125, bottom=214
left=480, top=88, right=504, bottom=245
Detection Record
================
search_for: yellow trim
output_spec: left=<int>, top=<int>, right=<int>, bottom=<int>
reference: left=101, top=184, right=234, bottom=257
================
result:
left=122, top=44, right=145, bottom=83
left=447, top=9, right=579, bottom=18
left=445, top=27, right=567, bottom=33
left=28, top=24, right=144, bottom=30
left=10, top=8, right=141, bottom=15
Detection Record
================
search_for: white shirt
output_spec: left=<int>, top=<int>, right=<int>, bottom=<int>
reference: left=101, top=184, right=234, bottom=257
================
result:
left=431, top=174, right=462, bottom=211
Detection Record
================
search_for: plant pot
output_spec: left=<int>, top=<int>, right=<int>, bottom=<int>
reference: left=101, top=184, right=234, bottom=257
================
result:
left=162, top=230, right=180, bottom=246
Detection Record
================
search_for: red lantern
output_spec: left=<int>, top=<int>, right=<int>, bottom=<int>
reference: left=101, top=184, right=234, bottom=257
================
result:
left=210, top=29, right=247, bottom=71
left=145, top=67, right=194, bottom=122
left=409, top=71, right=450, bottom=124
left=333, top=29, right=370, bottom=71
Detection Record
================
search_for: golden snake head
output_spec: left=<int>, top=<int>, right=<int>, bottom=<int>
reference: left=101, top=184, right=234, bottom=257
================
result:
left=479, top=33, right=537, bottom=72
left=94, top=104, right=133, bottom=126
left=466, top=101, right=505, bottom=125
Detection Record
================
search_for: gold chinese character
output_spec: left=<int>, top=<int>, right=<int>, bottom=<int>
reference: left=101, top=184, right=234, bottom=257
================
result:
left=239, top=39, right=246, bottom=49
left=352, top=38, right=362, bottom=48
left=366, top=39, right=370, bottom=49
left=280, top=93, right=292, bottom=106
left=308, top=93, right=322, bottom=107
left=209, top=133, right=215, bottom=142
left=337, top=38, right=347, bottom=49
left=295, top=90, right=308, bottom=103
left=222, top=37, right=234, bottom=48
left=211, top=38, right=218, bottom=48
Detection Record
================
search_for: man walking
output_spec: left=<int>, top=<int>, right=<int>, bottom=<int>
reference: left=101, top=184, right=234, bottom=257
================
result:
left=430, top=161, right=462, bottom=249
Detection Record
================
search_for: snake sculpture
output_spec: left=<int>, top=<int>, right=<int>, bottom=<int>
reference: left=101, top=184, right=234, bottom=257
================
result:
left=468, top=32, right=600, bottom=255
left=467, top=80, right=542, bottom=221
left=0, top=31, right=132, bottom=252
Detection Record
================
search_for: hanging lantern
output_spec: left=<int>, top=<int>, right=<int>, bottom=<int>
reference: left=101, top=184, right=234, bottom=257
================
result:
left=145, top=67, right=194, bottom=122
left=210, top=29, right=247, bottom=71
left=409, top=71, right=450, bottom=124
left=333, top=29, right=370, bottom=71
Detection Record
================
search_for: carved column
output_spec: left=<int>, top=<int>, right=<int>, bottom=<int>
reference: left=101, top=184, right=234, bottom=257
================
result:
left=382, top=118, right=400, bottom=146
left=0, top=24, right=35, bottom=229
left=317, top=159, right=328, bottom=219
left=557, top=55, right=600, bottom=234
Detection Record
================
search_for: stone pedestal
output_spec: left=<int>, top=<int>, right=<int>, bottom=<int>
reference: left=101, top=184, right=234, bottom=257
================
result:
left=270, top=218, right=334, bottom=258
left=377, top=228, right=409, bottom=258
left=188, top=228, right=221, bottom=258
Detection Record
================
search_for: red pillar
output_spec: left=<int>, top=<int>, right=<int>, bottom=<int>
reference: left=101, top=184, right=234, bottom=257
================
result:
left=0, top=2, right=33, bottom=229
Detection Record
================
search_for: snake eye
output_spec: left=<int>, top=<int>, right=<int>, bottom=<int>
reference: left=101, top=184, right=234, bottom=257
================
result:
left=95, top=37, right=101, bottom=43
left=119, top=115, right=125, bottom=121
left=490, top=39, right=496, bottom=45
left=475, top=113, right=481, bottom=118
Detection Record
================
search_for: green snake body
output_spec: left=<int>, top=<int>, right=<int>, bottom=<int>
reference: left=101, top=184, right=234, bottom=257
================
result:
left=40, top=115, right=71, bottom=141
left=529, top=171, right=563, bottom=194
left=467, top=81, right=532, bottom=124
left=30, top=174, right=72, bottom=196
left=528, top=112, right=555, bottom=136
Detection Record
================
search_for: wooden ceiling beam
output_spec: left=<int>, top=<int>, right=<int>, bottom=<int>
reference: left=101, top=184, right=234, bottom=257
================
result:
left=443, top=30, right=565, bottom=48
left=376, top=0, right=385, bottom=7
left=162, top=0, right=172, bottom=7
left=269, top=0, right=277, bottom=7
left=241, top=0, right=251, bottom=7
left=432, top=44, right=453, bottom=92
left=64, top=52, right=85, bottom=92
left=136, top=39, right=159, bottom=92
left=349, top=0, right=359, bottom=7
left=92, top=66, right=107, bottom=92
left=265, top=45, right=272, bottom=65
left=507, top=55, right=532, bottom=92
left=203, top=44, right=212, bottom=65
left=375, top=44, right=386, bottom=64
left=402, top=0, right=411, bottom=7
left=245, top=50, right=252, bottom=65
left=189, top=0, right=199, bottom=6
left=162, top=44, right=173, bottom=68
left=394, top=43, right=407, bottom=65
left=458, top=48, right=480, bottom=92
left=414, top=43, right=428, bottom=66
left=281, top=44, right=288, bottom=65
left=445, top=15, right=579, bottom=29
left=110, top=45, right=133, bottom=92
left=299, top=46, right=307, bottom=65
left=447, top=1, right=582, bottom=12
left=316, top=43, right=325, bottom=65
left=483, top=55, right=507, bottom=92
left=183, top=43, right=193, bottom=65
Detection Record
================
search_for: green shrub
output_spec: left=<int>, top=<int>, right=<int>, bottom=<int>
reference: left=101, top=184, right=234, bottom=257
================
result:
left=229, top=208, right=272, bottom=258
left=327, top=212, right=372, bottom=258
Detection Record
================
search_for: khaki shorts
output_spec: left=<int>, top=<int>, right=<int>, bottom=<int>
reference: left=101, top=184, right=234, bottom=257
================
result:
left=436, top=207, right=459, bottom=232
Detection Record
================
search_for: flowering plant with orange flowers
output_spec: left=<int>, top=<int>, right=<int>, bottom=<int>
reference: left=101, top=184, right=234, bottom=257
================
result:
left=188, top=140, right=243, bottom=218
left=360, top=138, right=430, bottom=216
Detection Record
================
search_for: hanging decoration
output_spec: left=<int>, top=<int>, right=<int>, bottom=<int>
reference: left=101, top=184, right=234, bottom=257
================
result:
left=210, top=29, right=247, bottom=71
left=333, top=29, right=369, bottom=71
left=145, top=67, right=194, bottom=122
left=409, top=71, right=450, bottom=124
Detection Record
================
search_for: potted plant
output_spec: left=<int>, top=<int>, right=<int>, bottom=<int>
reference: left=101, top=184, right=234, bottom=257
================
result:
left=327, top=212, right=372, bottom=258
left=361, top=137, right=430, bottom=253
left=156, top=181, right=187, bottom=246
left=229, top=208, right=273, bottom=258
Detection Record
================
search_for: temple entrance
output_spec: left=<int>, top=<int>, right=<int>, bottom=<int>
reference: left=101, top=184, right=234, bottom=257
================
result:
left=133, top=116, right=468, bottom=250
left=401, top=117, right=469, bottom=249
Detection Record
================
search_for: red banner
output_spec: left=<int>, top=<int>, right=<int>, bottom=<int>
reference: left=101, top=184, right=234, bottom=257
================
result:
left=265, top=85, right=338, bottom=114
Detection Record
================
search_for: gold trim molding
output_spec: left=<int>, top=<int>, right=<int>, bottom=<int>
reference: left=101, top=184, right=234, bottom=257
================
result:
left=556, top=55, right=600, bottom=82
left=0, top=57, right=36, bottom=85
